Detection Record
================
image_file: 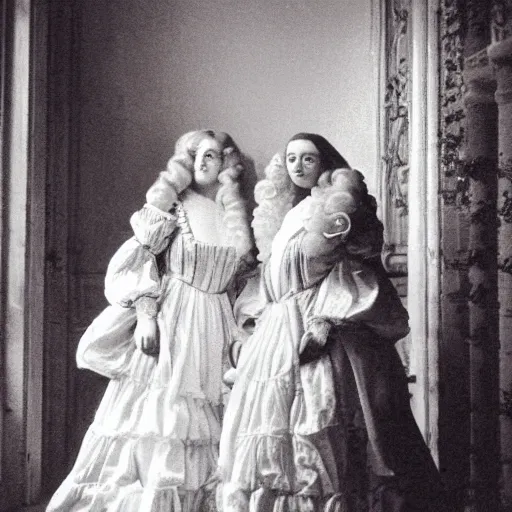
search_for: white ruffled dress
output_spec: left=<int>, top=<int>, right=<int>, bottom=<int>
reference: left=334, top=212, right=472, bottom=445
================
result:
left=47, top=190, right=247, bottom=512
left=218, top=197, right=415, bottom=512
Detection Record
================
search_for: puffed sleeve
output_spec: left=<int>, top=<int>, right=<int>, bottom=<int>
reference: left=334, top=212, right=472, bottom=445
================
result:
left=311, top=258, right=410, bottom=343
left=104, top=204, right=178, bottom=308
left=300, top=231, right=344, bottom=284
left=76, top=304, right=137, bottom=379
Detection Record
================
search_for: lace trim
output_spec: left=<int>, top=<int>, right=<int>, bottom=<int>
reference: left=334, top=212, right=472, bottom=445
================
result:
left=176, top=202, right=194, bottom=247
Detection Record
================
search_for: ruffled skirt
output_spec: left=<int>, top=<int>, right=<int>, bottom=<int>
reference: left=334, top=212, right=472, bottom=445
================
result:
left=218, top=296, right=353, bottom=512
left=47, top=278, right=234, bottom=512
left=218, top=295, right=446, bottom=512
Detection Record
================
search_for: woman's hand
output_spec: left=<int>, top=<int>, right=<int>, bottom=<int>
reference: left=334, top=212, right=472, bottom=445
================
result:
left=299, top=317, right=332, bottom=365
left=134, top=314, right=160, bottom=356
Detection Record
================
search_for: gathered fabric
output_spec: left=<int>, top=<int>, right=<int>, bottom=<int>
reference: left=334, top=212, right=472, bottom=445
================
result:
left=218, top=197, right=444, bottom=512
left=47, top=191, right=247, bottom=512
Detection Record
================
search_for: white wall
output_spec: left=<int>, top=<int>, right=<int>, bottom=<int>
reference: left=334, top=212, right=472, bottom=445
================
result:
left=77, top=0, right=378, bottom=272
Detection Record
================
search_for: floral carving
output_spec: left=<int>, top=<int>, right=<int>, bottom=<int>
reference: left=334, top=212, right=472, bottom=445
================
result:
left=441, top=0, right=467, bottom=209
left=380, top=0, right=411, bottom=275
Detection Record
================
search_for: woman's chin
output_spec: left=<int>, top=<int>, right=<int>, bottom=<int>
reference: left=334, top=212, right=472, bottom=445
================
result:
left=290, top=177, right=314, bottom=189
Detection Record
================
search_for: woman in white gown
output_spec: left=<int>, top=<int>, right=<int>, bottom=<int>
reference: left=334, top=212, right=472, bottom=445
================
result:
left=218, top=133, right=445, bottom=512
left=47, top=130, right=255, bottom=512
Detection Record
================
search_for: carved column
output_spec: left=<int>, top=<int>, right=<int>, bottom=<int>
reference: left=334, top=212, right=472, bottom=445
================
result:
left=462, top=49, right=500, bottom=512
left=489, top=35, right=512, bottom=512
left=379, top=0, right=411, bottom=377
left=380, top=0, right=410, bottom=279
left=439, top=1, right=471, bottom=507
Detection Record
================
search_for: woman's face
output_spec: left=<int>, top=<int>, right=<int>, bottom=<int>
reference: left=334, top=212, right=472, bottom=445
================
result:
left=193, top=137, right=223, bottom=187
left=285, top=139, right=323, bottom=189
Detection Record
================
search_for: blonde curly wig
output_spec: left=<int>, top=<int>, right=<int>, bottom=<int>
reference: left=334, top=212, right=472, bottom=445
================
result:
left=146, top=129, right=254, bottom=258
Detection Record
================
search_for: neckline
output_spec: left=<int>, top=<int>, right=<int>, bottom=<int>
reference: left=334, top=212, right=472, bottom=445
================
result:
left=182, top=188, right=220, bottom=208
left=176, top=198, right=236, bottom=252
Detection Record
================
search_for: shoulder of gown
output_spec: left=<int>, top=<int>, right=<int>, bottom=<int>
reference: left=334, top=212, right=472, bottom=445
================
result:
left=313, top=257, right=410, bottom=343
left=104, top=204, right=178, bottom=307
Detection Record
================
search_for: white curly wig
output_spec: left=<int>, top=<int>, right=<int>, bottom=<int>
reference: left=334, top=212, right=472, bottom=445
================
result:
left=309, top=168, right=384, bottom=259
left=146, top=129, right=255, bottom=259
left=252, top=133, right=382, bottom=262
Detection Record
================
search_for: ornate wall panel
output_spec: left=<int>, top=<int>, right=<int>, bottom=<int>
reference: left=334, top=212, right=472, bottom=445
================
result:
left=381, top=0, right=410, bottom=278
left=379, top=0, right=412, bottom=378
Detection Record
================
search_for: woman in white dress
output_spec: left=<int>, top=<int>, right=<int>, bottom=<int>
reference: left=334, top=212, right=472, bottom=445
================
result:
left=218, top=133, right=445, bottom=512
left=47, top=130, right=255, bottom=512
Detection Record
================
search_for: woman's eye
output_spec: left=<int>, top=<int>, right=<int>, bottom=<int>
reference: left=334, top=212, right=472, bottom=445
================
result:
left=287, top=156, right=296, bottom=163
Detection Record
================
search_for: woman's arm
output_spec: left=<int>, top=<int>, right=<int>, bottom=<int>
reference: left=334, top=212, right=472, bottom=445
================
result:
left=299, top=257, right=409, bottom=364
left=105, top=204, right=178, bottom=355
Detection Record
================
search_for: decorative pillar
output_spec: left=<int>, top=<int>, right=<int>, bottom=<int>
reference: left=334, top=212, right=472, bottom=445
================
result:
left=379, top=0, right=411, bottom=371
left=380, top=0, right=410, bottom=278
left=489, top=35, right=512, bottom=512
left=439, top=0, right=471, bottom=507
left=462, top=49, right=500, bottom=512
